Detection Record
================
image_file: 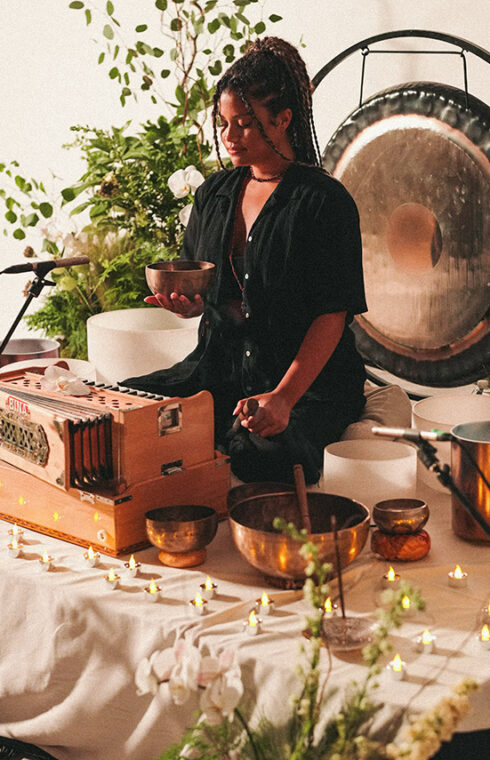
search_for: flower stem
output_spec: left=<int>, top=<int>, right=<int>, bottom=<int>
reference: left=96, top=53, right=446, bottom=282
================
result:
left=234, top=708, right=261, bottom=760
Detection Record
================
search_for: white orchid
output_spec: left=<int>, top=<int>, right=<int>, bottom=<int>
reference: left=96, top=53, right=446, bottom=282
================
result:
left=40, top=365, right=90, bottom=397
left=134, top=657, right=159, bottom=697
left=168, top=165, right=205, bottom=199
left=198, top=649, right=243, bottom=725
left=178, top=204, right=193, bottom=227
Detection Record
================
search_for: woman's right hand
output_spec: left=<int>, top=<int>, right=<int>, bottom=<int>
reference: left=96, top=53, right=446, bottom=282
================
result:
left=144, top=292, right=204, bottom=318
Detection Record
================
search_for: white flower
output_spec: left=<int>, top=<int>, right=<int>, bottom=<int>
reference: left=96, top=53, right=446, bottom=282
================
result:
left=169, top=640, right=201, bottom=705
left=40, top=365, right=90, bottom=397
left=168, top=165, right=205, bottom=198
left=134, top=658, right=159, bottom=696
left=179, top=204, right=193, bottom=227
left=198, top=649, right=243, bottom=725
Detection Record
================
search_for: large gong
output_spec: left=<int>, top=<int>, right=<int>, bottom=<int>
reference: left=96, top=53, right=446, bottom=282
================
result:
left=322, top=79, right=489, bottom=388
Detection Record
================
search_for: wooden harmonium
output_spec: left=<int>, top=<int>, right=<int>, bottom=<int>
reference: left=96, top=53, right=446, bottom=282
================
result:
left=0, top=369, right=230, bottom=555
left=0, top=369, right=216, bottom=492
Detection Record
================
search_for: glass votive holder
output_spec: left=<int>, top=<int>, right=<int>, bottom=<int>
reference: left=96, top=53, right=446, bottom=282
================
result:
left=415, top=629, right=437, bottom=653
left=200, top=577, right=217, bottom=600
left=255, top=593, right=274, bottom=616
left=104, top=569, right=120, bottom=590
left=144, top=581, right=161, bottom=602
left=83, top=546, right=100, bottom=568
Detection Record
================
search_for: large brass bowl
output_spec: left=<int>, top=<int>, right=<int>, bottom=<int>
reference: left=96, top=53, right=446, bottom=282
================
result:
left=227, top=481, right=295, bottom=512
left=229, top=492, right=370, bottom=584
left=145, top=260, right=215, bottom=300
left=145, top=505, right=218, bottom=566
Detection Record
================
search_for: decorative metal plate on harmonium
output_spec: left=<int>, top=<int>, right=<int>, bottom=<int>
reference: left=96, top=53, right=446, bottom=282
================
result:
left=0, top=369, right=230, bottom=555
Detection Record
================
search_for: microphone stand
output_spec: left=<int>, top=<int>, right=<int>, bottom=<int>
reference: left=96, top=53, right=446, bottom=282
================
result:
left=0, top=269, right=55, bottom=356
left=415, top=438, right=490, bottom=538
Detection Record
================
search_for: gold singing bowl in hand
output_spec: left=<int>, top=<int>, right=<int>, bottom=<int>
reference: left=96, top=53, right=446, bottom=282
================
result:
left=145, top=260, right=215, bottom=300
left=229, top=492, right=370, bottom=584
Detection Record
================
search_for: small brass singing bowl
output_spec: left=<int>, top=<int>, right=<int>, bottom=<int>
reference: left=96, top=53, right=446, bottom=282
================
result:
left=372, top=498, right=429, bottom=535
left=145, top=260, right=215, bottom=300
left=229, top=492, right=370, bottom=586
left=145, top=505, right=218, bottom=567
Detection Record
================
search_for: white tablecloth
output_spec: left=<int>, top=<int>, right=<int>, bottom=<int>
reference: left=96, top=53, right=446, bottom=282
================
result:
left=0, top=483, right=489, bottom=760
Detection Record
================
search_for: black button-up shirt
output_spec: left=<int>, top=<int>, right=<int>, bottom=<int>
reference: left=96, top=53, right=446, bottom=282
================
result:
left=180, top=163, right=367, bottom=399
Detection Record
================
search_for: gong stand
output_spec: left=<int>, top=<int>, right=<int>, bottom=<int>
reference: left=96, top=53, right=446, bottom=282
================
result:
left=0, top=271, right=55, bottom=356
left=314, top=30, right=490, bottom=390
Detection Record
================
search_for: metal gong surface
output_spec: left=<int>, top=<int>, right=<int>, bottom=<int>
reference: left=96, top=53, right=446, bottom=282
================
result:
left=323, top=82, right=490, bottom=387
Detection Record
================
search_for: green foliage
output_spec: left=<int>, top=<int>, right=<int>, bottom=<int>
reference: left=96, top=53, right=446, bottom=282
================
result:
left=1, top=1, right=281, bottom=357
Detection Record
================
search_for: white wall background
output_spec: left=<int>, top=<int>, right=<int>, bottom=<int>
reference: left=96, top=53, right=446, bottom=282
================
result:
left=0, top=0, right=488, bottom=340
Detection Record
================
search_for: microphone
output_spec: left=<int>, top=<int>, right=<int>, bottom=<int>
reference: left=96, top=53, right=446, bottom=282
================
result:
left=372, top=426, right=453, bottom=442
left=1, top=256, right=90, bottom=275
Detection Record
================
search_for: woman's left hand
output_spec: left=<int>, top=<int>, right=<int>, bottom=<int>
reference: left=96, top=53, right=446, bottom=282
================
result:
left=233, top=391, right=292, bottom=438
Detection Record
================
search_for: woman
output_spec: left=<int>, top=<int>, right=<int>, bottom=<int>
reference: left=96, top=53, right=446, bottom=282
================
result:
left=122, top=37, right=367, bottom=485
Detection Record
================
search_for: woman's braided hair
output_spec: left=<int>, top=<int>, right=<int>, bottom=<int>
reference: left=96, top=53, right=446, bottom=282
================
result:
left=212, top=37, right=322, bottom=169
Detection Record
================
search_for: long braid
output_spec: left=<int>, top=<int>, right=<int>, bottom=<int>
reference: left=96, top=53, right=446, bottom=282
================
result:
left=212, top=36, right=321, bottom=168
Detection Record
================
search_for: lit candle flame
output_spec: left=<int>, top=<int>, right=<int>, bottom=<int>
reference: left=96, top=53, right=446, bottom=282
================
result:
left=52, top=512, right=60, bottom=522
left=108, top=568, right=116, bottom=581
left=18, top=496, right=25, bottom=506
left=149, top=580, right=159, bottom=594
left=204, top=576, right=214, bottom=590
left=261, top=592, right=270, bottom=607
left=422, top=629, right=432, bottom=645
left=453, top=564, right=463, bottom=579
left=93, top=512, right=101, bottom=522
left=42, top=551, right=50, bottom=563
left=391, top=654, right=403, bottom=672
left=481, top=624, right=490, bottom=643
left=12, top=524, right=20, bottom=535
left=324, top=597, right=333, bottom=613
left=193, top=592, right=204, bottom=607
left=248, top=609, right=259, bottom=627
left=87, top=546, right=95, bottom=560
left=129, top=554, right=136, bottom=570
left=401, top=595, right=411, bottom=610
left=386, top=566, right=396, bottom=582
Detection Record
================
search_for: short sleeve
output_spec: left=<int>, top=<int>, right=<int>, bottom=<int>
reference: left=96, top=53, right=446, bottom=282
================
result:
left=302, top=180, right=367, bottom=319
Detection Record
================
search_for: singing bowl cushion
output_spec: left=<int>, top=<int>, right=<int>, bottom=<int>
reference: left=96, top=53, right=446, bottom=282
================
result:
left=323, top=82, right=490, bottom=388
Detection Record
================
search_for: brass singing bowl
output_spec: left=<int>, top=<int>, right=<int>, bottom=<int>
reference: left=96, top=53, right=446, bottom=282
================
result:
left=145, top=260, right=215, bottom=300
left=227, top=481, right=295, bottom=512
left=229, top=492, right=370, bottom=583
left=372, top=498, right=429, bottom=535
left=145, top=505, right=218, bottom=554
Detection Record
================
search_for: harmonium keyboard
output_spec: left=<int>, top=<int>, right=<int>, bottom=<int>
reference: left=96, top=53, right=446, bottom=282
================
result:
left=0, top=368, right=230, bottom=555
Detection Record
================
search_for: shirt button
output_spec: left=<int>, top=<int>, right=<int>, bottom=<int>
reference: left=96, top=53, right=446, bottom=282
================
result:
left=248, top=235, right=253, bottom=242
left=246, top=385, right=252, bottom=392
left=245, top=312, right=250, bottom=319
left=245, top=350, right=251, bottom=357
left=244, top=273, right=249, bottom=280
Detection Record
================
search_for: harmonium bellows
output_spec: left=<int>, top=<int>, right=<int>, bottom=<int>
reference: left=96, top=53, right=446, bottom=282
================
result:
left=0, top=369, right=230, bottom=555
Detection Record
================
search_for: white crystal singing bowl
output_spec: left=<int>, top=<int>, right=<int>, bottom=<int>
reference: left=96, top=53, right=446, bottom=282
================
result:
left=87, top=308, right=200, bottom=384
left=320, top=439, right=417, bottom=510
left=413, top=394, right=490, bottom=491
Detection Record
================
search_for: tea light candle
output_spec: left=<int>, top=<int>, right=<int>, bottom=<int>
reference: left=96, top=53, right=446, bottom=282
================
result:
left=200, top=576, right=217, bottom=600
left=401, top=594, right=415, bottom=617
left=189, top=591, right=207, bottom=615
left=144, top=579, right=161, bottom=602
left=8, top=524, right=24, bottom=541
left=387, top=653, right=406, bottom=681
left=83, top=545, right=100, bottom=568
left=39, top=551, right=54, bottom=572
left=416, top=629, right=437, bottom=653
left=448, top=564, right=468, bottom=588
left=243, top=608, right=262, bottom=636
left=7, top=537, right=22, bottom=558
left=322, top=596, right=338, bottom=618
left=383, top=566, right=400, bottom=589
left=478, top=624, right=490, bottom=650
left=104, top=568, right=120, bottom=590
left=124, top=554, right=141, bottom=578
left=256, top=592, right=275, bottom=616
